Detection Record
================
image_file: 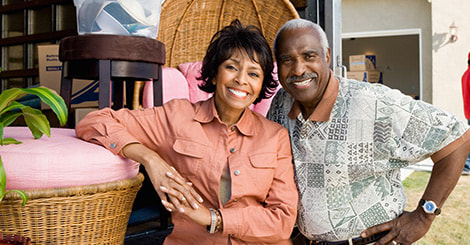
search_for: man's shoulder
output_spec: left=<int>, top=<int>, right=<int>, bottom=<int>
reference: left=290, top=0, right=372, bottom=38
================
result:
left=267, top=88, right=293, bottom=124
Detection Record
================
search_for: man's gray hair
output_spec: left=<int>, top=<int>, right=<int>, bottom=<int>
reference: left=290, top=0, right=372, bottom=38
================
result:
left=273, top=19, right=329, bottom=59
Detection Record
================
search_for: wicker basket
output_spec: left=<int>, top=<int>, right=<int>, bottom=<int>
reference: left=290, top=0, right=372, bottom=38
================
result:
left=158, top=0, right=300, bottom=67
left=0, top=173, right=144, bottom=244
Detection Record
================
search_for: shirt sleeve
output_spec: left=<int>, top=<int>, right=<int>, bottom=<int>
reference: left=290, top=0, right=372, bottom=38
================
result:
left=75, top=106, right=168, bottom=156
left=376, top=85, right=470, bottom=164
left=219, top=128, right=298, bottom=242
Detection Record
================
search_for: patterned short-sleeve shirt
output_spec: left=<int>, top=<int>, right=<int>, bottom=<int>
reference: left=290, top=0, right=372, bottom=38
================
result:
left=267, top=76, right=469, bottom=241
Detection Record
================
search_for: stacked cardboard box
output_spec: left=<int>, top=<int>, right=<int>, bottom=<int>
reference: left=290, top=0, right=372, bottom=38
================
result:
left=347, top=54, right=382, bottom=83
left=38, top=44, right=99, bottom=125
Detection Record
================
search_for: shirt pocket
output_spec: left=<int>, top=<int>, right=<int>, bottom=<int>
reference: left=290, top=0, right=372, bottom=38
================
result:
left=248, top=153, right=278, bottom=195
left=172, top=138, right=207, bottom=177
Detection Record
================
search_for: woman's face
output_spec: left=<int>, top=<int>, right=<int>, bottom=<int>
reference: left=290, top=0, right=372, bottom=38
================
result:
left=213, top=49, right=264, bottom=120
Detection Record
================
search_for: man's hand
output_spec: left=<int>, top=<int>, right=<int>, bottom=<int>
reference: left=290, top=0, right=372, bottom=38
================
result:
left=361, top=209, right=433, bottom=245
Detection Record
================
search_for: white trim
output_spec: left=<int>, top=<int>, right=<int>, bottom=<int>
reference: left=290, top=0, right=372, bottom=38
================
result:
left=342, top=29, right=423, bottom=99
left=341, top=28, right=421, bottom=39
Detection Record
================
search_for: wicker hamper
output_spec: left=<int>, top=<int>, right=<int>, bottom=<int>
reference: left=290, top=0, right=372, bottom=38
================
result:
left=157, top=0, right=300, bottom=67
left=0, top=173, right=144, bottom=244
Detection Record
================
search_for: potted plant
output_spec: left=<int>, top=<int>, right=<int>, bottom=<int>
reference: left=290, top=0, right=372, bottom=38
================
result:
left=0, top=86, right=67, bottom=244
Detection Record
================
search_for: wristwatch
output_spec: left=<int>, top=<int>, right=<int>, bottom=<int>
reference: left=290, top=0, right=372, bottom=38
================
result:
left=419, top=199, right=441, bottom=215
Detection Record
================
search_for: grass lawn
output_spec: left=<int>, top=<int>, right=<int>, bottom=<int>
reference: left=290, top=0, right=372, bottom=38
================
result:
left=403, top=171, right=470, bottom=244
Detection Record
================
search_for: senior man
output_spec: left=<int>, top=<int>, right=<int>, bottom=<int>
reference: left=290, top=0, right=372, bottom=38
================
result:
left=267, top=19, right=470, bottom=245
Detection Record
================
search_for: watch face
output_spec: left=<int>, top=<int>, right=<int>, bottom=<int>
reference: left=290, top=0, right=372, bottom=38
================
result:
left=424, top=202, right=435, bottom=212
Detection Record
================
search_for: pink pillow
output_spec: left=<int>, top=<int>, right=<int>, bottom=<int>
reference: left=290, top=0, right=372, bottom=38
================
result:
left=142, top=67, right=190, bottom=108
left=251, top=62, right=280, bottom=116
left=0, top=127, right=139, bottom=190
left=178, top=62, right=212, bottom=103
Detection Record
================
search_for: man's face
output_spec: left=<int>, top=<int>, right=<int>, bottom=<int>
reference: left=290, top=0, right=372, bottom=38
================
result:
left=276, top=27, right=331, bottom=106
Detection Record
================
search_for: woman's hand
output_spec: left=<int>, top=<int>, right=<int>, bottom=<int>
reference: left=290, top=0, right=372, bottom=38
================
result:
left=121, top=143, right=203, bottom=210
left=160, top=190, right=212, bottom=227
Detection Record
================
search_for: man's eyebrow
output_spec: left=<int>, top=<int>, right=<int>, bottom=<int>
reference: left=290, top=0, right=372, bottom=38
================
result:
left=302, top=50, right=319, bottom=56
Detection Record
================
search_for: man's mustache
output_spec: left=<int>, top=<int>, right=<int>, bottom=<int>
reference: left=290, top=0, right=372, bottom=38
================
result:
left=286, top=73, right=318, bottom=84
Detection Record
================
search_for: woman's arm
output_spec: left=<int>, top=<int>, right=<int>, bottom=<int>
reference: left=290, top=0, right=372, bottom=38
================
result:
left=75, top=107, right=203, bottom=209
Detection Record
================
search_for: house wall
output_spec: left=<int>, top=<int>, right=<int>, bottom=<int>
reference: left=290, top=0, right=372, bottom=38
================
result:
left=342, top=0, right=470, bottom=121
left=342, top=0, right=432, bottom=102
left=431, top=0, right=470, bottom=121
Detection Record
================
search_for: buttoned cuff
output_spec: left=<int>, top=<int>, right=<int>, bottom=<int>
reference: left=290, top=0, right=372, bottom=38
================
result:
left=100, top=130, right=140, bottom=157
left=219, top=208, right=242, bottom=238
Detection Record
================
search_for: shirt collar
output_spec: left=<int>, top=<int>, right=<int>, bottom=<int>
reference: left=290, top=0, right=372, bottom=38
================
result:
left=287, top=70, right=339, bottom=122
left=194, top=97, right=256, bottom=136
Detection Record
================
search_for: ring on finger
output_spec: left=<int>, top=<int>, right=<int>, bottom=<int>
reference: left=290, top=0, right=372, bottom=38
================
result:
left=181, top=196, right=186, bottom=201
left=392, top=241, right=397, bottom=245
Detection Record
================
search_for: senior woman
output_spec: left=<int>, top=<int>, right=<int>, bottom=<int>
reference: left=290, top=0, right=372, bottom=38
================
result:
left=75, top=20, right=298, bottom=244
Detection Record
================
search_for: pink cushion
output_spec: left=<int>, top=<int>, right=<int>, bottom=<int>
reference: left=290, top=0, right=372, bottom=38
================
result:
left=178, top=62, right=212, bottom=103
left=0, top=127, right=139, bottom=190
left=251, top=62, right=281, bottom=117
left=142, top=67, right=191, bottom=108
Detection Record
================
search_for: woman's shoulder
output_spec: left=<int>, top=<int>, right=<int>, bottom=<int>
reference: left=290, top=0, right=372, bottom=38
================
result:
left=250, top=110, right=288, bottom=134
left=161, top=98, right=198, bottom=114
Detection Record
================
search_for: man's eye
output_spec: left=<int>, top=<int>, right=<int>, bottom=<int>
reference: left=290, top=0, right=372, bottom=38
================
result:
left=305, top=55, right=315, bottom=60
left=281, top=58, right=293, bottom=65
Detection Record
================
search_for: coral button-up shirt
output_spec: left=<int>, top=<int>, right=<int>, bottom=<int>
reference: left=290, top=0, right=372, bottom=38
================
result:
left=75, top=98, right=298, bottom=245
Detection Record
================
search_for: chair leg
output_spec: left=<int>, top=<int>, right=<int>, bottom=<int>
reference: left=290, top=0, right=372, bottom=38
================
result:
left=60, top=68, right=73, bottom=128
left=153, top=65, right=163, bottom=107
left=98, top=60, right=111, bottom=109
left=113, top=79, right=124, bottom=110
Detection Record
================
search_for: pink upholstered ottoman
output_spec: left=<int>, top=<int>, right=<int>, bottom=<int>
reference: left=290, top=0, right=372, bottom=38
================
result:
left=0, top=126, right=139, bottom=190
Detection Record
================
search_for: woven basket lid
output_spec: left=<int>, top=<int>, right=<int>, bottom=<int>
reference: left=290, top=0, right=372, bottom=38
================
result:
left=158, top=0, right=300, bottom=67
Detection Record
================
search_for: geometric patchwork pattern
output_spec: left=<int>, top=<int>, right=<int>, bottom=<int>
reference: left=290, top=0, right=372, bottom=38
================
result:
left=267, top=77, right=468, bottom=241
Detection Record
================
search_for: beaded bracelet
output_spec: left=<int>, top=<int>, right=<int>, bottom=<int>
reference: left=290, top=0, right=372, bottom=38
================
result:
left=207, top=208, right=217, bottom=233
left=214, top=209, right=223, bottom=232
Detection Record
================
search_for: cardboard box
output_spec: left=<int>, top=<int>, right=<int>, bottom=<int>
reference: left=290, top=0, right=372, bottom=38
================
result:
left=38, top=44, right=99, bottom=109
left=349, top=54, right=376, bottom=71
left=74, top=107, right=99, bottom=126
left=347, top=71, right=383, bottom=83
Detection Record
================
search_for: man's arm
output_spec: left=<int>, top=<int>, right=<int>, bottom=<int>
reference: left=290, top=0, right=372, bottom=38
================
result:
left=361, top=138, right=470, bottom=245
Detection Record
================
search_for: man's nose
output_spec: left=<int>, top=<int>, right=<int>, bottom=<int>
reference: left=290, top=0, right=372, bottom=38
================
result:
left=292, top=60, right=307, bottom=76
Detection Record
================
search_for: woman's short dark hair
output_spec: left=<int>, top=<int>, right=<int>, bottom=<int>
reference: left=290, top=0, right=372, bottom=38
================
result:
left=198, top=19, right=277, bottom=104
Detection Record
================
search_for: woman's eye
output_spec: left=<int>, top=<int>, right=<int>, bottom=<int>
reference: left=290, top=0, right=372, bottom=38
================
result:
left=249, top=72, right=259, bottom=78
left=226, top=65, right=237, bottom=70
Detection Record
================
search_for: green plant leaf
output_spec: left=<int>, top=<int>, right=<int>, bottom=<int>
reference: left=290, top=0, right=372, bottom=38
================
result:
left=1, top=101, right=26, bottom=115
left=22, top=107, right=50, bottom=139
left=9, top=190, right=28, bottom=206
left=0, top=111, right=23, bottom=128
left=2, top=137, right=22, bottom=145
left=0, top=156, right=6, bottom=201
left=0, top=88, right=25, bottom=116
left=22, top=87, right=68, bottom=126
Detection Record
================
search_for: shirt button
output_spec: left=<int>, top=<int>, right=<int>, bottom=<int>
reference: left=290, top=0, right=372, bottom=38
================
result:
left=234, top=169, right=240, bottom=176
left=230, top=148, right=236, bottom=153
left=231, top=126, right=236, bottom=131
left=110, top=143, right=116, bottom=149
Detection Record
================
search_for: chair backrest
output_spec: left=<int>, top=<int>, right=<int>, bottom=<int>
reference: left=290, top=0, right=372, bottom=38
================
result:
left=157, top=0, right=300, bottom=67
